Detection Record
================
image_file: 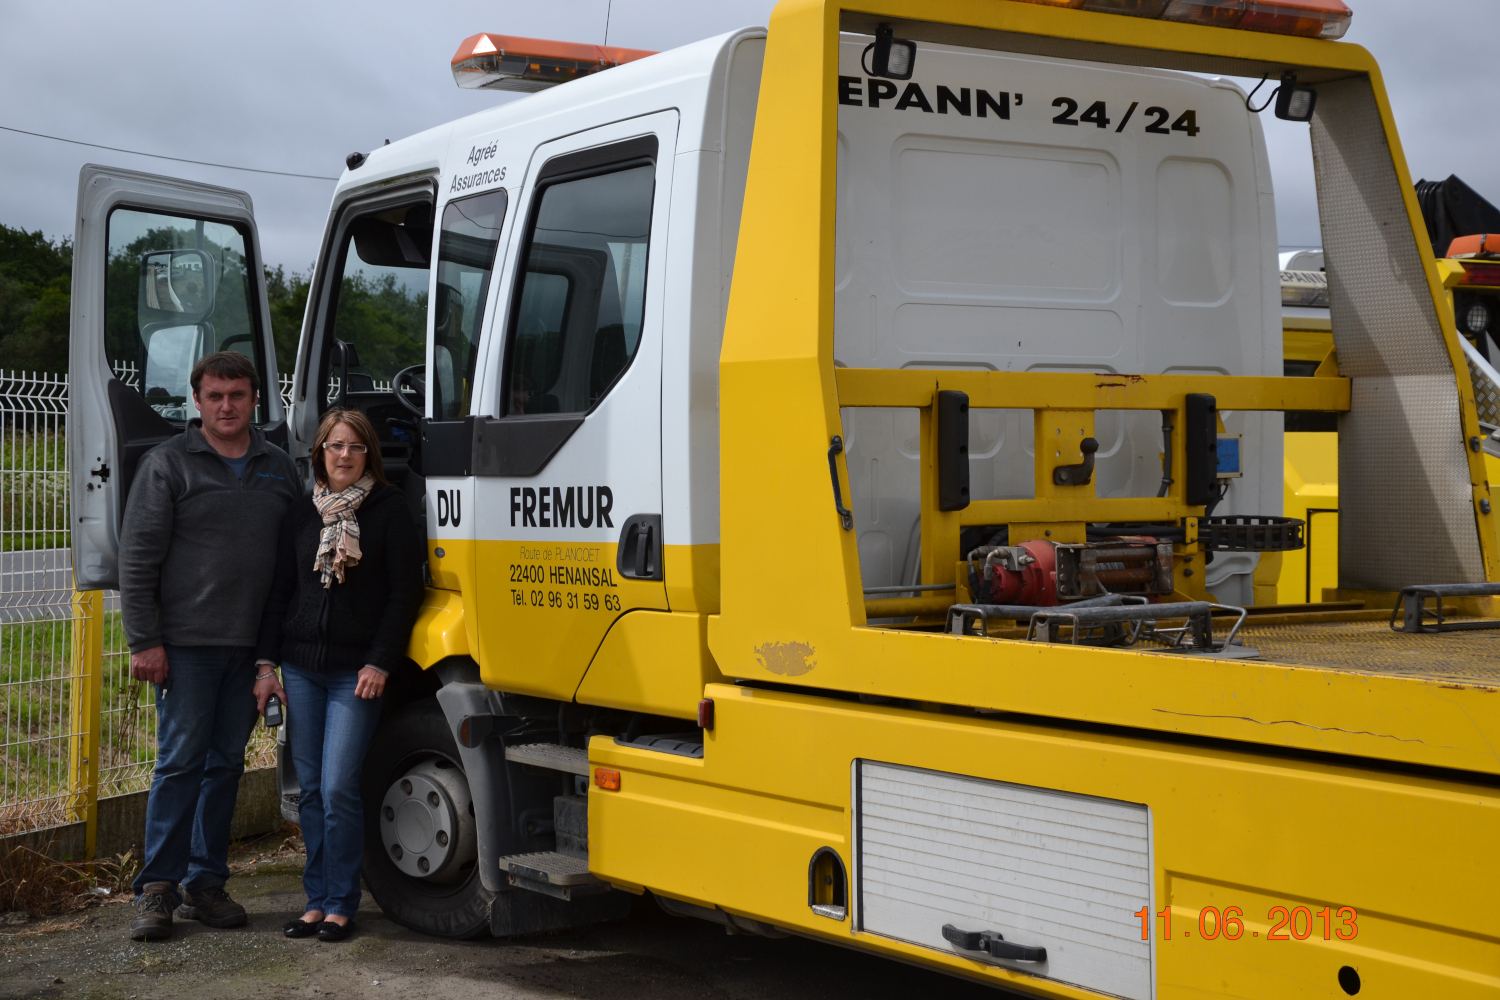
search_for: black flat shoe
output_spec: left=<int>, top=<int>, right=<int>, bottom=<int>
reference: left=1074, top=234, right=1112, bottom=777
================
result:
left=283, top=918, right=321, bottom=939
left=316, top=919, right=355, bottom=942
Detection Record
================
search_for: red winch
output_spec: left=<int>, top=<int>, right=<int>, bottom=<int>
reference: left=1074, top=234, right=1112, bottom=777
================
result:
left=968, top=538, right=1175, bottom=606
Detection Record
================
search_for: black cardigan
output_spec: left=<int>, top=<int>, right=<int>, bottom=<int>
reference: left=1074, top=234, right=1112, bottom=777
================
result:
left=256, top=484, right=424, bottom=673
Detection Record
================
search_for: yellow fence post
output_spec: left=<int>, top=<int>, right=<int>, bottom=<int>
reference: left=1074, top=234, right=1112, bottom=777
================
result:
left=68, top=588, right=103, bottom=860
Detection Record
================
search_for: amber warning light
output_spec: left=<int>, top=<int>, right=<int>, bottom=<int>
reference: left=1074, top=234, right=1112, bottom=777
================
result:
left=452, top=33, right=657, bottom=92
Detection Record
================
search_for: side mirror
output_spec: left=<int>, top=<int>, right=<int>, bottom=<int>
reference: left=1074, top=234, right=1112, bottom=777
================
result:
left=1274, top=73, right=1318, bottom=122
left=139, top=249, right=217, bottom=325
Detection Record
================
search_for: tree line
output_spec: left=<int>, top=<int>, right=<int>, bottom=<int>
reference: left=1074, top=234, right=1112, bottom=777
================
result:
left=0, top=221, right=311, bottom=377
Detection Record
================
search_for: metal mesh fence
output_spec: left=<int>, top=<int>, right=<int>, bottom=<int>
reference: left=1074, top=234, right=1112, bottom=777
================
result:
left=114, top=363, right=297, bottom=412
left=0, top=371, right=277, bottom=837
left=0, top=372, right=82, bottom=834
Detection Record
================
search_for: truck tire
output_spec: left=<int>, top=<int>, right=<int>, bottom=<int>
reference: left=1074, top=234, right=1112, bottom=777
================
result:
left=360, top=698, right=494, bottom=939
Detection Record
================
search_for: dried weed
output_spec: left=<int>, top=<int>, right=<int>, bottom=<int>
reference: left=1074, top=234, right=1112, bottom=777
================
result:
left=0, top=843, right=138, bottom=917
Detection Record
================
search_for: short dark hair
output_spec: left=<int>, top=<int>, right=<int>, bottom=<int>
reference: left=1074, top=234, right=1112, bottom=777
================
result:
left=312, top=408, right=387, bottom=487
left=190, top=351, right=260, bottom=396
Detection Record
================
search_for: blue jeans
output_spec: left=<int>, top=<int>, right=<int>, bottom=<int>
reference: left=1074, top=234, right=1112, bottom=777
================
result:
left=281, top=663, right=383, bottom=918
left=133, top=646, right=259, bottom=901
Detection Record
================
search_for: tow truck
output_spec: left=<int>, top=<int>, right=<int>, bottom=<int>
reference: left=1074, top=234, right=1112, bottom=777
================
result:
left=69, top=1, right=1499, bottom=996
left=1275, top=176, right=1500, bottom=605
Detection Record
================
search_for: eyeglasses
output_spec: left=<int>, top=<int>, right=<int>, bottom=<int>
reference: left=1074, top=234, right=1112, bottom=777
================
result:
left=322, top=442, right=369, bottom=455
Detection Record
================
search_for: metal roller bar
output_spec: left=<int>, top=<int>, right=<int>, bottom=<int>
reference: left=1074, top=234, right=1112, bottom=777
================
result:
left=948, top=595, right=1135, bottom=637
left=1028, top=602, right=1249, bottom=654
left=1390, top=583, right=1500, bottom=634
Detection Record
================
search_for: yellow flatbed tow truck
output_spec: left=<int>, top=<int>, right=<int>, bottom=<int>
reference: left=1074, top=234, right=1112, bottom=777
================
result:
left=68, top=0, right=1498, bottom=996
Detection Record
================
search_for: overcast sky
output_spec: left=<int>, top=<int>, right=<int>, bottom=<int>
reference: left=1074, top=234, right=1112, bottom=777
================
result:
left=2, top=0, right=1496, bottom=268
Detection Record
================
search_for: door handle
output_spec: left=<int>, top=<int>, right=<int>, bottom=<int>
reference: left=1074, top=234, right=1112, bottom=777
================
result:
left=828, top=436, right=854, bottom=531
left=941, top=923, right=1047, bottom=963
left=616, top=514, right=663, bottom=581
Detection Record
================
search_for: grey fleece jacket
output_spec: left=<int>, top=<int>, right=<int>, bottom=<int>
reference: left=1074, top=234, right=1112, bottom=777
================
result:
left=118, top=421, right=301, bottom=653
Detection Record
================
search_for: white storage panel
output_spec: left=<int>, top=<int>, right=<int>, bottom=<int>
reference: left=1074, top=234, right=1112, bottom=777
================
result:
left=856, top=761, right=1153, bottom=1000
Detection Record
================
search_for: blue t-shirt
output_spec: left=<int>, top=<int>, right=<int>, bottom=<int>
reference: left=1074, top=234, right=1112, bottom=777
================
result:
left=221, top=452, right=251, bottom=481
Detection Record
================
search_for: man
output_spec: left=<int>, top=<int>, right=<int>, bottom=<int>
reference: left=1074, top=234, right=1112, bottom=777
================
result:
left=121, top=351, right=300, bottom=941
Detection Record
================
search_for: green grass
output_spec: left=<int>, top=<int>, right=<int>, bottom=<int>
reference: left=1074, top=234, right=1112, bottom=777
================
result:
left=1, top=611, right=277, bottom=828
left=0, top=428, right=69, bottom=552
left=0, top=614, right=78, bottom=828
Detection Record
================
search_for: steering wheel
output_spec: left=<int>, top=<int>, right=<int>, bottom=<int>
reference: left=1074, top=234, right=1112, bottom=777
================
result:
left=392, top=364, right=426, bottom=418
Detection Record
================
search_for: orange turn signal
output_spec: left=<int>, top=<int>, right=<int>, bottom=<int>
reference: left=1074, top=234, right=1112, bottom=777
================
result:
left=594, top=768, right=621, bottom=791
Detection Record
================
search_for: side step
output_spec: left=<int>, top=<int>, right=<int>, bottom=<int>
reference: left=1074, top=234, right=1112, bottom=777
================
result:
left=505, top=742, right=589, bottom=775
left=498, top=851, right=610, bottom=901
left=614, top=732, right=704, bottom=758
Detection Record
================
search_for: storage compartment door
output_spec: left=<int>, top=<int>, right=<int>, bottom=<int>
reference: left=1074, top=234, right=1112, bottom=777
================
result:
left=857, top=760, right=1153, bottom=1000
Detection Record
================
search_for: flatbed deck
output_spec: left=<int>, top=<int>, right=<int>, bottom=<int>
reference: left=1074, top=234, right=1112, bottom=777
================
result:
left=935, top=603, right=1500, bottom=689
left=1238, top=617, right=1500, bottom=686
left=850, top=601, right=1500, bottom=776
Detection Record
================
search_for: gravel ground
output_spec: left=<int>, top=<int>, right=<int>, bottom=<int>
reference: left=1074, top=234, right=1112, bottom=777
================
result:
left=0, top=832, right=1012, bottom=1000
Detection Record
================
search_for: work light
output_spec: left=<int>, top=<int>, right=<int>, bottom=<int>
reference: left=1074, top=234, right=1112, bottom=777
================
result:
left=1275, top=73, right=1319, bottom=121
left=1466, top=301, right=1493, bottom=336
left=867, top=24, right=916, bottom=80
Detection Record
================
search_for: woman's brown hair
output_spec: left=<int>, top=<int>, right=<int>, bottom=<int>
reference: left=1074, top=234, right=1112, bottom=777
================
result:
left=311, top=408, right=387, bottom=487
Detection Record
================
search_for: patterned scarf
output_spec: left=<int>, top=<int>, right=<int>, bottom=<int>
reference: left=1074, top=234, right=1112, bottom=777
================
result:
left=312, top=473, right=375, bottom=588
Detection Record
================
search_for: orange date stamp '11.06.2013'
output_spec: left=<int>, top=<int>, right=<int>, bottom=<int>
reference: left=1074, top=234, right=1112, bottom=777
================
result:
left=1133, top=905, right=1359, bottom=942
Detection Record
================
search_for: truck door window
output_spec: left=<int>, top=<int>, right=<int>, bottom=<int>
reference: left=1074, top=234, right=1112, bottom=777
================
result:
left=433, top=190, right=507, bottom=420
left=323, top=203, right=431, bottom=405
left=105, top=207, right=269, bottom=423
left=504, top=163, right=654, bottom=415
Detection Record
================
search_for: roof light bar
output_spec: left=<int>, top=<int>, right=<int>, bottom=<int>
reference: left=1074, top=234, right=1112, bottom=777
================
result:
left=451, top=33, right=656, bottom=92
left=1018, top=0, right=1351, bottom=39
left=1281, top=269, right=1329, bottom=308
left=1239, top=0, right=1352, bottom=38
left=1080, top=0, right=1169, bottom=17
left=1448, top=234, right=1500, bottom=261
left=1161, top=0, right=1247, bottom=27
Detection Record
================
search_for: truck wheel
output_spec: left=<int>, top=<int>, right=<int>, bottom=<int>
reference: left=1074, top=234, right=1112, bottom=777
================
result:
left=361, top=698, right=493, bottom=939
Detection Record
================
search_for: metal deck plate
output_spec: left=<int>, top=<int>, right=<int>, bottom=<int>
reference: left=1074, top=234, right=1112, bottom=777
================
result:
left=1234, top=618, right=1500, bottom=686
left=500, top=851, right=598, bottom=885
left=505, top=743, right=590, bottom=775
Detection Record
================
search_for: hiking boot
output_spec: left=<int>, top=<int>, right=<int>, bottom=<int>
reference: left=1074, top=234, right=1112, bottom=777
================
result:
left=176, top=883, right=247, bottom=929
left=130, top=882, right=175, bottom=941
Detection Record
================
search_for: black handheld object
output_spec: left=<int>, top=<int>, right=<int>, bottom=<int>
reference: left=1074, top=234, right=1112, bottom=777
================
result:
left=263, top=694, right=283, bottom=728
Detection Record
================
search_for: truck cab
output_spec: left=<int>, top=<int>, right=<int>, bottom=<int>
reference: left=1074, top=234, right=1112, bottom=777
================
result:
left=69, top=2, right=1499, bottom=996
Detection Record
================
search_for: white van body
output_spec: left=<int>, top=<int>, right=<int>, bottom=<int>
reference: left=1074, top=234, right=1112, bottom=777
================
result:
left=834, top=39, right=1283, bottom=606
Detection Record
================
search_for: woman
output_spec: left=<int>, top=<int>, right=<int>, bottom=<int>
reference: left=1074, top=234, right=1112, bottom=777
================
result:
left=256, top=408, right=424, bottom=942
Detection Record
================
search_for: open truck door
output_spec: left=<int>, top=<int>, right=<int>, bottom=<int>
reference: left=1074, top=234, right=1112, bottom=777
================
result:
left=282, top=177, right=433, bottom=526
left=69, top=165, right=284, bottom=589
